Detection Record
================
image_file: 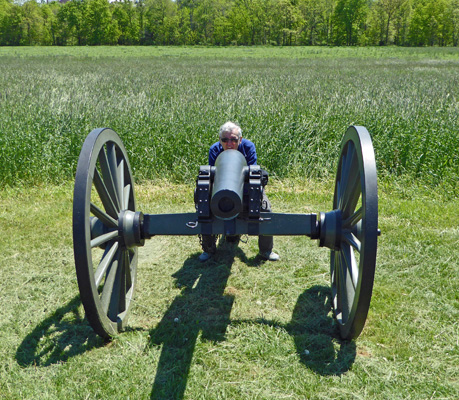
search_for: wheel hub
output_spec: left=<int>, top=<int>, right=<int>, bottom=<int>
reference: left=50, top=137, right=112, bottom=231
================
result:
left=118, top=210, right=145, bottom=249
left=318, top=210, right=342, bottom=251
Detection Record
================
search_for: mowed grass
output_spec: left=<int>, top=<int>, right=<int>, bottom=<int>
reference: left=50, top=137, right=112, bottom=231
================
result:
left=0, top=46, right=458, bottom=195
left=0, top=180, right=457, bottom=399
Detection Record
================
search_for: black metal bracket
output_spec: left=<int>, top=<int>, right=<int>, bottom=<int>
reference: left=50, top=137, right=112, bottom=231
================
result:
left=195, top=165, right=214, bottom=220
left=248, top=165, right=263, bottom=218
left=247, top=165, right=263, bottom=235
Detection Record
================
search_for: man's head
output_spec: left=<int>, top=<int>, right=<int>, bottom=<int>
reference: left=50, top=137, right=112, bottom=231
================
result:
left=219, top=121, right=242, bottom=151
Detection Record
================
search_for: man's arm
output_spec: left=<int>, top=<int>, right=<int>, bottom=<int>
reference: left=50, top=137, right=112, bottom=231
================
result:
left=243, top=139, right=257, bottom=165
left=208, top=142, right=222, bottom=166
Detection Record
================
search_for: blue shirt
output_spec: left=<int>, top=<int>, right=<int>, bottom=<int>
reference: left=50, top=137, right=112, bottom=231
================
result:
left=208, top=138, right=257, bottom=166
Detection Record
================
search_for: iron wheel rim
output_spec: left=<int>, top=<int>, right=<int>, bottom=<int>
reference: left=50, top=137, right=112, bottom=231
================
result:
left=331, top=126, right=378, bottom=340
left=73, top=128, right=137, bottom=338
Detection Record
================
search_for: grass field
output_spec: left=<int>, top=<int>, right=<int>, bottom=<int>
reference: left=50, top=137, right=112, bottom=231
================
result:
left=0, top=47, right=458, bottom=399
left=0, top=180, right=457, bottom=399
left=2, top=45, right=459, bottom=59
left=0, top=46, right=457, bottom=195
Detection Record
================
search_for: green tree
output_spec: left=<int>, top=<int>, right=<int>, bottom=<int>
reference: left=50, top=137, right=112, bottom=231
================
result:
left=193, top=0, right=219, bottom=44
left=20, top=0, right=43, bottom=45
left=176, top=6, right=194, bottom=44
left=3, top=3, right=22, bottom=45
left=366, top=1, right=387, bottom=44
left=409, top=0, right=448, bottom=45
left=112, top=0, right=140, bottom=44
left=41, top=3, right=59, bottom=45
left=332, top=0, right=367, bottom=45
left=391, top=0, right=411, bottom=45
left=298, top=0, right=335, bottom=45
left=0, top=0, right=13, bottom=45
left=251, top=0, right=273, bottom=45
left=2, top=0, right=458, bottom=47
left=446, top=0, right=459, bottom=45
left=144, top=0, right=177, bottom=44
left=86, top=0, right=120, bottom=45
left=271, top=0, right=304, bottom=45
left=227, top=0, right=266, bottom=45
left=368, top=0, right=409, bottom=45
left=57, top=0, right=88, bottom=45
left=213, top=13, right=231, bottom=45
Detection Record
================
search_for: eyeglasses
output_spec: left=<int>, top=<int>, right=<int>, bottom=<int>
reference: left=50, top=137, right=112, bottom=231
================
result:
left=221, top=138, right=240, bottom=143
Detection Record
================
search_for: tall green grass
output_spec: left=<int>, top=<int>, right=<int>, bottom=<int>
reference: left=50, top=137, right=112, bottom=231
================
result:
left=0, top=47, right=457, bottom=195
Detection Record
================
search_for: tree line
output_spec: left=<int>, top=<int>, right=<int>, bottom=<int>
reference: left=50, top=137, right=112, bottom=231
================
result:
left=1, top=0, right=458, bottom=47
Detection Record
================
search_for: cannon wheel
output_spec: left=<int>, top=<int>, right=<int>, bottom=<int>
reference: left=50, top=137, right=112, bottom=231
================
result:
left=331, top=126, right=378, bottom=340
left=73, top=128, right=138, bottom=339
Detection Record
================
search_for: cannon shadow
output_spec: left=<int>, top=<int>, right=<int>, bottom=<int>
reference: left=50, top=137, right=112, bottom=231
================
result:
left=15, top=295, right=104, bottom=367
left=287, top=285, right=356, bottom=376
left=148, top=240, right=245, bottom=400
left=231, top=285, right=356, bottom=377
left=148, top=241, right=355, bottom=399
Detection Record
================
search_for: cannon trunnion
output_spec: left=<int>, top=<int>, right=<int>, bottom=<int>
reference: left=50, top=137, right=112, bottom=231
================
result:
left=73, top=126, right=379, bottom=341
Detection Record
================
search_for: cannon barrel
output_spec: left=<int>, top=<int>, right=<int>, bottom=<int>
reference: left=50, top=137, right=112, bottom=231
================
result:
left=210, top=150, right=248, bottom=220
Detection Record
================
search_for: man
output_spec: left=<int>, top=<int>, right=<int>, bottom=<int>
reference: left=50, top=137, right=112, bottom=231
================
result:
left=199, top=121, right=280, bottom=262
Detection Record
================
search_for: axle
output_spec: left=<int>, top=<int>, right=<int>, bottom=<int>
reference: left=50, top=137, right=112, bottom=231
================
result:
left=90, top=209, right=346, bottom=251
left=142, top=212, right=320, bottom=238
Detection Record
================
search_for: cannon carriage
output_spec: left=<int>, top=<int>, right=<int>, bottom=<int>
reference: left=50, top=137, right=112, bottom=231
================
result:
left=73, top=126, right=379, bottom=341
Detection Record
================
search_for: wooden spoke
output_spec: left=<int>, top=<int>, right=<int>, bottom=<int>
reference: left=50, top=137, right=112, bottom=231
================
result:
left=94, top=242, right=119, bottom=287
left=90, top=231, right=118, bottom=248
left=93, top=168, right=118, bottom=219
left=98, top=145, right=121, bottom=212
left=90, top=202, right=118, bottom=229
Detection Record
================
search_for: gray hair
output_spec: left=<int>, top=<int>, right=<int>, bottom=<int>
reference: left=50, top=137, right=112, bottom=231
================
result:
left=219, top=121, right=242, bottom=139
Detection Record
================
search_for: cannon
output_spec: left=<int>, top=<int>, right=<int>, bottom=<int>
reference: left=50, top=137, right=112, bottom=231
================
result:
left=73, top=126, right=379, bottom=341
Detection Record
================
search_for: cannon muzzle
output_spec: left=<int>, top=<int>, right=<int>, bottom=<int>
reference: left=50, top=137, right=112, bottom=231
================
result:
left=211, top=150, right=248, bottom=219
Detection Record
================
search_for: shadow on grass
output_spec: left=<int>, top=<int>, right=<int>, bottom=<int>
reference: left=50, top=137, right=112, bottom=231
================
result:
left=287, top=285, right=356, bottom=376
left=232, top=285, right=356, bottom=377
left=15, top=295, right=104, bottom=367
left=148, top=240, right=248, bottom=400
left=148, top=239, right=354, bottom=399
